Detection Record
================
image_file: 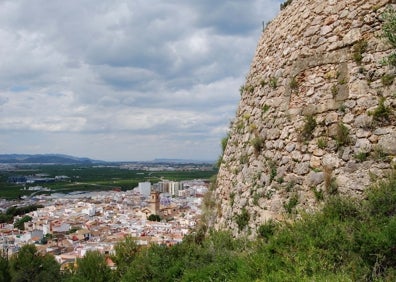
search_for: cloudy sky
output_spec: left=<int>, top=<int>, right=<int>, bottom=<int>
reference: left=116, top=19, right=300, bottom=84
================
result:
left=0, top=0, right=282, bottom=162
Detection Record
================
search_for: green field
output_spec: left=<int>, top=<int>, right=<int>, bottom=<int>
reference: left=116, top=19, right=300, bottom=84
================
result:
left=0, top=164, right=217, bottom=199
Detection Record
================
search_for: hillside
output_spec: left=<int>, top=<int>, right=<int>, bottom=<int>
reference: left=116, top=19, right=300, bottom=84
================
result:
left=0, top=154, right=99, bottom=164
left=213, top=0, right=396, bottom=237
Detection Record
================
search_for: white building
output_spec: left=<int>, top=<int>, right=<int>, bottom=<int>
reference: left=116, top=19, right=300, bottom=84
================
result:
left=138, top=182, right=151, bottom=197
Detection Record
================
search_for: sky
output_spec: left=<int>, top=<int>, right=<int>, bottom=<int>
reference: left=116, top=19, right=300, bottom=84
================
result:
left=0, top=0, right=282, bottom=162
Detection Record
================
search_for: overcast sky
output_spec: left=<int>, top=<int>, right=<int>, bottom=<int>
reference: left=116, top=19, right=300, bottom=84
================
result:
left=0, top=0, right=282, bottom=162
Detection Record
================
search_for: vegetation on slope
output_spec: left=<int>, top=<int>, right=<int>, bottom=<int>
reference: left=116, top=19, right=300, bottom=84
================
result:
left=0, top=172, right=394, bottom=281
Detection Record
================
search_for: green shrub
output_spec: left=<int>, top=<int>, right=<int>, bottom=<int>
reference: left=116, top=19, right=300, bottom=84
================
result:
left=251, top=136, right=264, bottom=156
left=317, top=137, right=327, bottom=149
left=269, top=77, right=278, bottom=89
left=352, top=40, right=368, bottom=65
left=284, top=193, right=298, bottom=214
left=313, top=187, right=324, bottom=201
left=371, top=97, right=391, bottom=121
left=258, top=220, right=277, bottom=241
left=235, top=208, right=250, bottom=231
left=381, top=73, right=395, bottom=86
left=382, top=7, right=396, bottom=49
left=280, top=0, right=293, bottom=10
left=262, top=104, right=270, bottom=113
left=335, top=122, right=350, bottom=148
left=268, top=160, right=277, bottom=183
left=300, top=115, right=317, bottom=141
left=289, top=76, right=298, bottom=90
left=354, top=152, right=368, bottom=162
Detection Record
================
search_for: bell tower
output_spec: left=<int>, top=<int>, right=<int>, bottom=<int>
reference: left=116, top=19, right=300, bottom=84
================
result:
left=148, top=191, right=160, bottom=215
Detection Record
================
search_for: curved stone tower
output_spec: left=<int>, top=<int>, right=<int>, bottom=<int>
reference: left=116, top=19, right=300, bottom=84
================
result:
left=214, top=0, right=396, bottom=237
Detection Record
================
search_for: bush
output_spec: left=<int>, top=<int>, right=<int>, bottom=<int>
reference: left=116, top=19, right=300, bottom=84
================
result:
left=300, top=115, right=317, bottom=141
left=352, top=40, right=368, bottom=64
left=335, top=122, right=350, bottom=148
left=235, top=208, right=250, bottom=231
left=251, top=136, right=264, bottom=155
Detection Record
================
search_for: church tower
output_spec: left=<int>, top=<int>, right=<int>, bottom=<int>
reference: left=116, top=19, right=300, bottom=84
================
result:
left=148, top=191, right=160, bottom=215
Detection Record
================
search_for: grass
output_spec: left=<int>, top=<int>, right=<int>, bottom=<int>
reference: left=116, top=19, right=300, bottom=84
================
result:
left=300, top=115, right=317, bottom=141
left=382, top=73, right=395, bottom=86
left=251, top=136, right=265, bottom=156
left=352, top=40, right=368, bottom=65
left=335, top=122, right=350, bottom=149
left=31, top=173, right=396, bottom=281
left=371, top=97, right=391, bottom=122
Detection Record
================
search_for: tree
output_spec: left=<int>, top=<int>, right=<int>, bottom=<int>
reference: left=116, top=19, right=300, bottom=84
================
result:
left=13, top=215, right=32, bottom=230
left=112, top=236, right=140, bottom=278
left=0, top=255, right=10, bottom=282
left=147, top=214, right=161, bottom=222
left=72, top=250, right=113, bottom=282
left=8, top=244, right=60, bottom=282
left=382, top=7, right=396, bottom=67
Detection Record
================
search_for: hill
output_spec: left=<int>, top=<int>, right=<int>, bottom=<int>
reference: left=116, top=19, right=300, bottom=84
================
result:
left=0, top=154, right=103, bottom=164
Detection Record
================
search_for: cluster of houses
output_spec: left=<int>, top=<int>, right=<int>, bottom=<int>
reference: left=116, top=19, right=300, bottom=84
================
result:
left=0, top=180, right=208, bottom=269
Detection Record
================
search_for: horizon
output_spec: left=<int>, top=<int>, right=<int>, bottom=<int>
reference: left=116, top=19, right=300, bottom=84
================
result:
left=0, top=0, right=283, bottom=161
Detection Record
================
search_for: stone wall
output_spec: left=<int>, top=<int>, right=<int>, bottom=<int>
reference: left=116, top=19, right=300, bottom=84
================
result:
left=213, top=0, right=396, bottom=237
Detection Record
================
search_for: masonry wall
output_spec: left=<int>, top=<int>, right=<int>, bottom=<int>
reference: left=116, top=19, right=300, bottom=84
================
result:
left=214, top=0, right=396, bottom=237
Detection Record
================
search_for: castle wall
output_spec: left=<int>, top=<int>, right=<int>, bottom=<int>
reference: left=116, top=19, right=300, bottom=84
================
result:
left=214, top=0, right=396, bottom=237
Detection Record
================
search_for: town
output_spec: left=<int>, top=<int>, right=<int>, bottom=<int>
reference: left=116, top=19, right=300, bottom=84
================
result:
left=0, top=178, right=209, bottom=269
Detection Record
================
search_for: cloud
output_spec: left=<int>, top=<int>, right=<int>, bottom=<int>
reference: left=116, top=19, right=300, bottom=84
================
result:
left=0, top=0, right=282, bottom=161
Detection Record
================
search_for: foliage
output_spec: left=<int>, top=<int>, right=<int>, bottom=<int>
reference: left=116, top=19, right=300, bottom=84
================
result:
left=352, top=40, right=368, bottom=64
left=382, top=7, right=396, bottom=67
left=335, top=122, right=350, bottom=148
left=354, top=151, right=368, bottom=162
left=317, top=137, right=327, bottom=149
left=289, top=76, right=298, bottom=90
left=216, top=134, right=229, bottom=168
left=0, top=205, right=44, bottom=224
left=3, top=173, right=396, bottom=281
left=257, top=220, right=277, bottom=241
left=72, top=251, right=113, bottom=282
left=280, top=0, right=293, bottom=10
left=269, top=77, right=278, bottom=89
left=9, top=244, right=61, bottom=282
left=284, top=193, right=298, bottom=214
left=147, top=214, right=161, bottom=222
left=13, top=215, right=32, bottom=230
left=0, top=256, right=10, bottom=282
left=300, top=115, right=317, bottom=141
left=371, top=97, right=391, bottom=122
left=262, top=104, right=270, bottom=113
left=235, top=208, right=250, bottom=231
left=382, top=73, right=395, bottom=86
left=251, top=136, right=264, bottom=156
left=0, top=165, right=218, bottom=199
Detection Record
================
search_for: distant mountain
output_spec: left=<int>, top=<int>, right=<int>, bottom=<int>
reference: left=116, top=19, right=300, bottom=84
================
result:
left=152, top=158, right=215, bottom=164
left=0, top=154, right=106, bottom=164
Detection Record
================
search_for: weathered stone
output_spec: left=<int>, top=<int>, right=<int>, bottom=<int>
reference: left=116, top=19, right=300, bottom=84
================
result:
left=354, top=114, right=372, bottom=128
left=354, top=138, right=372, bottom=154
left=322, top=154, right=340, bottom=169
left=285, top=143, right=296, bottom=152
left=310, top=156, right=321, bottom=168
left=306, top=171, right=324, bottom=187
left=214, top=0, right=396, bottom=237
left=325, top=112, right=339, bottom=125
left=295, top=162, right=310, bottom=175
left=378, top=132, right=396, bottom=155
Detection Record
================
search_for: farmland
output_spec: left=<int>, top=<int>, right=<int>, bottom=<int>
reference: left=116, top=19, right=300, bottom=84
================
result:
left=0, top=163, right=217, bottom=199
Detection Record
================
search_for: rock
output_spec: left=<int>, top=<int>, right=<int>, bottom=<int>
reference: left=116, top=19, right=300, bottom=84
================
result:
left=295, top=162, right=310, bottom=175
left=307, top=171, right=324, bottom=187
left=322, top=154, right=340, bottom=169
left=213, top=0, right=396, bottom=237
left=378, top=133, right=396, bottom=155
